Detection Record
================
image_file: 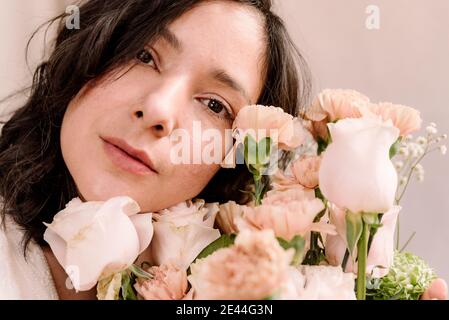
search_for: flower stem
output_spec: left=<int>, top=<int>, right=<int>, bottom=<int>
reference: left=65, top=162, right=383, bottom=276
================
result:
left=356, top=221, right=370, bottom=300
left=254, top=174, right=263, bottom=206
left=395, top=216, right=400, bottom=250
left=399, top=231, right=416, bottom=253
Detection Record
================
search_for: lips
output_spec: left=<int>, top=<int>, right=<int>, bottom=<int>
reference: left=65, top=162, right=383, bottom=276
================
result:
left=101, top=136, right=158, bottom=175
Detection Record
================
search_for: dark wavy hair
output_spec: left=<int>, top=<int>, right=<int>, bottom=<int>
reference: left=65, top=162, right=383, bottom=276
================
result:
left=0, top=0, right=311, bottom=251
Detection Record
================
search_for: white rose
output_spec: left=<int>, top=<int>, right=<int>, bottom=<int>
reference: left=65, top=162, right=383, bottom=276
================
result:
left=43, top=196, right=153, bottom=291
left=281, top=265, right=356, bottom=300
left=319, top=117, right=400, bottom=213
left=149, top=199, right=221, bottom=270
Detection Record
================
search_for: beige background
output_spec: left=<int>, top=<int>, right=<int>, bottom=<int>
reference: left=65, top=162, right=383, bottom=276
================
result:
left=273, top=0, right=449, bottom=282
left=1, top=1, right=448, bottom=281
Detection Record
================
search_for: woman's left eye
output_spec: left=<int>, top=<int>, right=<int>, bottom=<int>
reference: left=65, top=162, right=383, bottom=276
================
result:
left=200, top=98, right=233, bottom=120
left=136, top=49, right=157, bottom=68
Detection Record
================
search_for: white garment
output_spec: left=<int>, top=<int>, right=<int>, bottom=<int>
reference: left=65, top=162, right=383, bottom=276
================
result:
left=0, top=215, right=58, bottom=299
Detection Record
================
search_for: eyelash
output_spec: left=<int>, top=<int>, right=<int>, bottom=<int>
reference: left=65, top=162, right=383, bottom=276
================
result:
left=136, top=49, right=157, bottom=69
left=199, top=98, right=234, bottom=122
left=136, top=48, right=234, bottom=122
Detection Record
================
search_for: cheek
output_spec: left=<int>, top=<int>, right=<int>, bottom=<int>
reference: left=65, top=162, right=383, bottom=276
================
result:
left=60, top=101, right=86, bottom=170
left=60, top=102, right=93, bottom=199
left=172, top=163, right=220, bottom=191
left=135, top=163, right=219, bottom=212
left=60, top=91, right=110, bottom=197
left=190, top=114, right=233, bottom=164
left=193, top=163, right=220, bottom=181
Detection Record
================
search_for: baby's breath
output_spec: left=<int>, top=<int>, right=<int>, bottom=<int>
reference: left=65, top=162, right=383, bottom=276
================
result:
left=393, top=122, right=447, bottom=204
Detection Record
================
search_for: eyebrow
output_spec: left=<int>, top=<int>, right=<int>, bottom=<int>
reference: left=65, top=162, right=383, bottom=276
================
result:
left=211, top=69, right=252, bottom=105
left=159, top=27, right=253, bottom=106
left=159, top=27, right=183, bottom=53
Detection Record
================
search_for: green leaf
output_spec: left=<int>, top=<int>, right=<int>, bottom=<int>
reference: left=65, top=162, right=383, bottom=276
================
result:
left=314, top=188, right=325, bottom=201
left=263, top=291, right=280, bottom=300
left=243, top=135, right=274, bottom=175
left=244, top=135, right=258, bottom=169
left=316, top=137, right=329, bottom=155
left=362, top=212, right=380, bottom=226
left=277, top=237, right=290, bottom=249
left=345, top=211, right=363, bottom=258
left=248, top=164, right=262, bottom=176
left=389, top=138, right=402, bottom=159
left=302, top=230, right=326, bottom=265
left=277, top=235, right=306, bottom=266
left=256, top=137, right=272, bottom=166
left=195, top=234, right=236, bottom=261
left=303, top=247, right=326, bottom=266
left=120, top=271, right=137, bottom=300
left=96, top=273, right=122, bottom=300
left=369, top=223, right=384, bottom=230
left=129, top=264, right=153, bottom=280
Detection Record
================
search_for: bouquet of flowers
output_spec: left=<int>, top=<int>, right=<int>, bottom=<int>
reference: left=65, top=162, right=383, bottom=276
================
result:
left=43, top=89, right=447, bottom=300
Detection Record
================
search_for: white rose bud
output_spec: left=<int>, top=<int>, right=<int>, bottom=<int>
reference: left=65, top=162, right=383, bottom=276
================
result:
left=319, top=117, right=399, bottom=213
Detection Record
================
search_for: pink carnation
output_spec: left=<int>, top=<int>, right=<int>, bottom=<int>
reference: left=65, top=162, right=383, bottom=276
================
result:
left=134, top=263, right=193, bottom=300
left=364, top=102, right=422, bottom=136
left=187, top=230, right=294, bottom=300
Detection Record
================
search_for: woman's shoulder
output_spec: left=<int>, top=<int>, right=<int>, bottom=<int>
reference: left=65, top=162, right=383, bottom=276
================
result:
left=0, top=214, right=58, bottom=300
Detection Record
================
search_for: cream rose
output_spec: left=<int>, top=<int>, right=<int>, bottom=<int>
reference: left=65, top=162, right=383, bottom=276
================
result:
left=43, top=196, right=153, bottom=291
left=319, top=117, right=400, bottom=213
left=149, top=199, right=221, bottom=270
left=281, top=265, right=356, bottom=300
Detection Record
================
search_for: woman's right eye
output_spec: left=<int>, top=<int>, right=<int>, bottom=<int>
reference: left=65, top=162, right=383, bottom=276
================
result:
left=136, top=49, right=157, bottom=69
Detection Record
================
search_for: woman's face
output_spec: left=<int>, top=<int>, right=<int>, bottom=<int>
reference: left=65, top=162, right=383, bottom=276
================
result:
left=60, top=1, right=266, bottom=212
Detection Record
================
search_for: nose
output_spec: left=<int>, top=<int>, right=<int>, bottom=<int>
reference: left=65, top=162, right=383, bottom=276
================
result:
left=133, top=76, right=188, bottom=138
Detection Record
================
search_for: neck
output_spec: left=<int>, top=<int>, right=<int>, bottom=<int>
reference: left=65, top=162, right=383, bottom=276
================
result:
left=41, top=246, right=97, bottom=300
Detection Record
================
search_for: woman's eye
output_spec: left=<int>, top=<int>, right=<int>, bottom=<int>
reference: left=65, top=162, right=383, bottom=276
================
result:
left=200, top=98, right=233, bottom=120
left=136, top=49, right=156, bottom=68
